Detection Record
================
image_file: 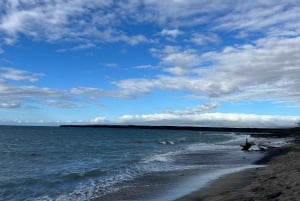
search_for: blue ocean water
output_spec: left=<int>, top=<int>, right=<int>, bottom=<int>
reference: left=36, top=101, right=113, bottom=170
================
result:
left=0, top=126, right=266, bottom=201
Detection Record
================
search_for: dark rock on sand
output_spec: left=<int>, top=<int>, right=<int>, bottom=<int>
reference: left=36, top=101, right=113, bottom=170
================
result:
left=266, top=191, right=282, bottom=199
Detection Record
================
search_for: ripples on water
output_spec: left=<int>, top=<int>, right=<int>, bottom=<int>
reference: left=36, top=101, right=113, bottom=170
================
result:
left=0, top=126, right=270, bottom=201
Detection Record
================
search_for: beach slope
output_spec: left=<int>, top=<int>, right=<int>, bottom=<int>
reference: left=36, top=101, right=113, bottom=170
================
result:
left=178, top=144, right=300, bottom=201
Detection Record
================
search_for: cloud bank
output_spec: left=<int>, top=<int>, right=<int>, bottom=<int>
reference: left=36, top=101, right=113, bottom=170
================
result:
left=117, top=112, right=300, bottom=128
left=113, top=36, right=300, bottom=103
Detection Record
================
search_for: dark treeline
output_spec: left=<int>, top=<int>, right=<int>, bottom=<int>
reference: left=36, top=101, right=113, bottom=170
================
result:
left=60, top=124, right=300, bottom=137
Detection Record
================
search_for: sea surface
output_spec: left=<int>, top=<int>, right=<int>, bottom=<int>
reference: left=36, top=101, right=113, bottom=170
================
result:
left=0, top=126, right=285, bottom=201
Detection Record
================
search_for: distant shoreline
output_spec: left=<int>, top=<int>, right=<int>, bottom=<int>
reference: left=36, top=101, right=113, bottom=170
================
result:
left=60, top=124, right=300, bottom=136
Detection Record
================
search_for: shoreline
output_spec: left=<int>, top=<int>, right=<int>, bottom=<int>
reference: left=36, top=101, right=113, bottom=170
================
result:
left=94, top=131, right=298, bottom=201
left=177, top=141, right=299, bottom=201
left=96, top=133, right=279, bottom=201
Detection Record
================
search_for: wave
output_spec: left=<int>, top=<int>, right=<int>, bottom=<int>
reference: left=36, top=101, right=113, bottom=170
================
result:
left=140, top=150, right=180, bottom=163
left=33, top=132, right=256, bottom=201
left=62, top=168, right=108, bottom=180
left=141, top=132, right=250, bottom=167
left=35, top=149, right=200, bottom=201
left=35, top=171, right=135, bottom=201
left=158, top=141, right=176, bottom=145
left=186, top=143, right=236, bottom=152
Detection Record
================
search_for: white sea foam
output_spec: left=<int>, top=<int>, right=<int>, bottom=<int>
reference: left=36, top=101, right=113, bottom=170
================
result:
left=36, top=160, right=194, bottom=201
left=34, top=196, right=53, bottom=201
left=186, top=143, right=236, bottom=152
left=39, top=170, right=136, bottom=201
left=143, top=133, right=245, bottom=165
left=141, top=150, right=181, bottom=163
left=159, top=140, right=176, bottom=145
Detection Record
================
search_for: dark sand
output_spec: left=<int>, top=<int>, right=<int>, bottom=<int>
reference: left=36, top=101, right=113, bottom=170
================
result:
left=177, top=144, right=300, bottom=201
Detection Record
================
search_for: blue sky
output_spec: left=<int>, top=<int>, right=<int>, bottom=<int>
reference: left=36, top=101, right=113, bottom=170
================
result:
left=0, top=0, right=300, bottom=127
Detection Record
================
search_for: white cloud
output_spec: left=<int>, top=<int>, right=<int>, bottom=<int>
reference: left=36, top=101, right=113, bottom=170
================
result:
left=141, top=0, right=223, bottom=26
left=113, top=78, right=158, bottom=98
left=191, top=33, right=220, bottom=45
left=91, top=116, right=107, bottom=123
left=70, top=87, right=109, bottom=101
left=0, top=67, right=43, bottom=82
left=118, top=112, right=300, bottom=127
left=0, top=0, right=152, bottom=45
left=160, top=29, right=183, bottom=38
left=0, top=1, right=299, bottom=47
left=168, top=103, right=219, bottom=115
left=0, top=80, right=67, bottom=100
left=50, top=34, right=300, bottom=104
left=200, top=36, right=300, bottom=101
left=42, top=100, right=83, bottom=109
left=118, top=34, right=153, bottom=45
left=214, top=2, right=300, bottom=36
left=0, top=68, right=79, bottom=109
left=57, top=43, right=97, bottom=52
left=151, top=46, right=202, bottom=75
left=113, top=35, right=300, bottom=103
left=0, top=102, right=20, bottom=108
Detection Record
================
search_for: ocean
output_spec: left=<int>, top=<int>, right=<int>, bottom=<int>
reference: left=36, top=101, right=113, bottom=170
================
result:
left=0, top=126, right=284, bottom=201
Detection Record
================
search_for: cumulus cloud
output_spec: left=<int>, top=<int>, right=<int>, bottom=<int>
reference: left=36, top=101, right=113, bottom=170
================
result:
left=160, top=29, right=183, bottom=38
left=0, top=67, right=43, bottom=82
left=112, top=35, right=300, bottom=103
left=191, top=33, right=220, bottom=45
left=113, top=78, right=158, bottom=98
left=151, top=46, right=202, bottom=75
left=0, top=68, right=79, bottom=109
left=91, top=116, right=107, bottom=123
left=200, top=36, right=300, bottom=101
left=118, top=112, right=300, bottom=127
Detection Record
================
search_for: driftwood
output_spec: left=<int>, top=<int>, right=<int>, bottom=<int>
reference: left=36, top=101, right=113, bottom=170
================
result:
left=241, top=138, right=255, bottom=151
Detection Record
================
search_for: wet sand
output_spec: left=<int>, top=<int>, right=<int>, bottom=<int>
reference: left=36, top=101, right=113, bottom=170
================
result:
left=177, top=143, right=300, bottom=201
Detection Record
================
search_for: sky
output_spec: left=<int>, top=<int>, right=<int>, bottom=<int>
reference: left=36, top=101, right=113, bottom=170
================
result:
left=0, top=0, right=300, bottom=127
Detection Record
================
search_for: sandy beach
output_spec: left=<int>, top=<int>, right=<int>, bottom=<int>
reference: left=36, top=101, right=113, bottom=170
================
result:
left=178, top=141, right=300, bottom=201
